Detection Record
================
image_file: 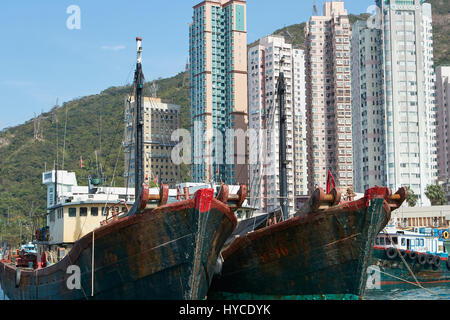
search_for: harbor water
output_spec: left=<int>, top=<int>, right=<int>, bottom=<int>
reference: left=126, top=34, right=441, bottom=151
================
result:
left=365, top=286, right=449, bottom=300
left=0, top=282, right=446, bottom=300
left=0, top=283, right=8, bottom=300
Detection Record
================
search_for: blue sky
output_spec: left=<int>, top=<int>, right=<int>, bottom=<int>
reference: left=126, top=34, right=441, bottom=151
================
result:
left=0, top=0, right=371, bottom=131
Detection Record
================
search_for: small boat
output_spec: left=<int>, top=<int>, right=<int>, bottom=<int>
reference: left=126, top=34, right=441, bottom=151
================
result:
left=368, top=227, right=450, bottom=290
left=0, top=37, right=245, bottom=300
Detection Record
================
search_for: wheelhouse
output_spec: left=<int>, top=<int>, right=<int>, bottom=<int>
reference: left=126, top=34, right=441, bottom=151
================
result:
left=375, top=231, right=445, bottom=255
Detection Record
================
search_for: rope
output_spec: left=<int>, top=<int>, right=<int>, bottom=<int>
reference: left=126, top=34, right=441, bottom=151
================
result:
left=374, top=268, right=445, bottom=300
left=381, top=229, right=444, bottom=299
left=91, top=230, right=95, bottom=297
left=190, top=193, right=213, bottom=298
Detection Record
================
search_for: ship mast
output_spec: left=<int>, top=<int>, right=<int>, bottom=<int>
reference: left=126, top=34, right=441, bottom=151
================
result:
left=277, top=57, right=288, bottom=220
left=134, top=37, right=145, bottom=202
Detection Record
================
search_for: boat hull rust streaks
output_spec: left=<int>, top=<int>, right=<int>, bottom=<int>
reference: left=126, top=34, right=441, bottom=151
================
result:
left=0, top=189, right=237, bottom=300
left=208, top=187, right=404, bottom=300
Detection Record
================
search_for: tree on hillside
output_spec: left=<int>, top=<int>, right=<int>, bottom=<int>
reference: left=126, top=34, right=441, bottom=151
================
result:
left=405, top=186, right=418, bottom=207
left=425, top=184, right=447, bottom=206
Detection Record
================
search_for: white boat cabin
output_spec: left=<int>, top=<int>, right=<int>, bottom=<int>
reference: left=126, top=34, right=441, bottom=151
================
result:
left=375, top=228, right=446, bottom=255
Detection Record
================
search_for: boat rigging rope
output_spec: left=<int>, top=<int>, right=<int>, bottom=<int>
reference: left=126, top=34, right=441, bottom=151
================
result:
left=373, top=268, right=444, bottom=300
left=190, top=193, right=213, bottom=299
left=91, top=230, right=95, bottom=297
left=381, top=229, right=444, bottom=299
left=76, top=143, right=124, bottom=240
left=62, top=104, right=69, bottom=170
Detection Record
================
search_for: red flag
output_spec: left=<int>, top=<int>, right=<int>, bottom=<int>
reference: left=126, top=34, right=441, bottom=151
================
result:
left=80, top=156, right=84, bottom=168
left=327, top=170, right=335, bottom=194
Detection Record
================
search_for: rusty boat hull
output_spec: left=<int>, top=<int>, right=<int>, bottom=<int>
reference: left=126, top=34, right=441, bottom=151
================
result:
left=208, top=187, right=405, bottom=300
left=0, top=189, right=237, bottom=300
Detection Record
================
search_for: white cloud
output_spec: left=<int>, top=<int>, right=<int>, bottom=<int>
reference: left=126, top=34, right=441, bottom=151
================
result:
left=101, top=45, right=126, bottom=51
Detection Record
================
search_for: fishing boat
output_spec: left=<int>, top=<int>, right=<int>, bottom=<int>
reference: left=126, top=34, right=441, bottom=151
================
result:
left=208, top=186, right=406, bottom=300
left=368, top=227, right=450, bottom=290
left=207, top=62, right=407, bottom=300
left=0, top=37, right=245, bottom=300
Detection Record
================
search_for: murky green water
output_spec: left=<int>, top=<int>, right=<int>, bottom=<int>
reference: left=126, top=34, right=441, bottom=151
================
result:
left=0, top=282, right=447, bottom=301
left=365, top=286, right=450, bottom=300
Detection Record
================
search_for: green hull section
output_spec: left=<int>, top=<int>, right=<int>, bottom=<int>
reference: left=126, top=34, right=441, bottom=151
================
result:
left=209, top=291, right=361, bottom=300
left=368, top=248, right=450, bottom=290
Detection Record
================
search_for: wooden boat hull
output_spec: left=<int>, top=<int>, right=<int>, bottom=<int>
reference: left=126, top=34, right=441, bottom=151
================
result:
left=368, top=248, right=450, bottom=290
left=0, top=189, right=237, bottom=300
left=208, top=187, right=398, bottom=300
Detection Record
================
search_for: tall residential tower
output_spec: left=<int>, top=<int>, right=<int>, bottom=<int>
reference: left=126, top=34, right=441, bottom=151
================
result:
left=352, top=0, right=437, bottom=206
left=305, top=2, right=354, bottom=193
left=248, top=35, right=308, bottom=213
left=436, top=66, right=450, bottom=183
left=189, top=0, right=248, bottom=185
left=351, top=21, right=386, bottom=192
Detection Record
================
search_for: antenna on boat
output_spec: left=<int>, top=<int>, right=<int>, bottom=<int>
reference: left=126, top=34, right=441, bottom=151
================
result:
left=277, top=56, right=289, bottom=220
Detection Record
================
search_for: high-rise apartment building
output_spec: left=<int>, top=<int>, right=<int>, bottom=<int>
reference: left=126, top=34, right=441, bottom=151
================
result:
left=352, top=0, right=437, bottom=205
left=351, top=21, right=386, bottom=192
left=436, top=66, right=450, bottom=182
left=305, top=2, right=353, bottom=193
left=124, top=97, right=181, bottom=188
left=189, top=0, right=248, bottom=185
left=248, top=35, right=307, bottom=214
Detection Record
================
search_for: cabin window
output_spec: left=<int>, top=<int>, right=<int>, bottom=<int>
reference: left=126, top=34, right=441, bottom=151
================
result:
left=420, top=239, right=424, bottom=246
left=375, top=237, right=380, bottom=245
left=380, top=237, right=385, bottom=245
left=102, top=207, right=109, bottom=216
left=415, top=239, right=419, bottom=246
left=401, top=238, right=406, bottom=246
left=91, top=207, right=99, bottom=216
left=386, top=237, right=391, bottom=245
left=80, top=207, right=88, bottom=217
left=121, top=207, right=127, bottom=213
left=392, top=237, right=398, bottom=245
left=69, top=208, right=77, bottom=217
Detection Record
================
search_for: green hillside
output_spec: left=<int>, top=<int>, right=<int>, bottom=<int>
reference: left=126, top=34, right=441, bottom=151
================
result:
left=0, top=72, right=190, bottom=245
left=0, top=0, right=448, bottom=245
